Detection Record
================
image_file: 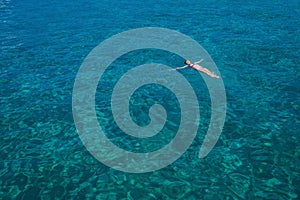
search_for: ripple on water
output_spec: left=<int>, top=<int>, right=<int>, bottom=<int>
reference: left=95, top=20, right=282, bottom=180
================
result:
left=161, top=180, right=191, bottom=199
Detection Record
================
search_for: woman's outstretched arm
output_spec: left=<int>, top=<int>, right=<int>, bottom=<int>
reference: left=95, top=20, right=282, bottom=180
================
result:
left=195, top=59, right=204, bottom=64
left=169, top=65, right=189, bottom=71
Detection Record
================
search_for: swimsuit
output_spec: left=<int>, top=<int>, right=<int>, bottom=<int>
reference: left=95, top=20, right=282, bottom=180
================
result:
left=189, top=63, right=194, bottom=68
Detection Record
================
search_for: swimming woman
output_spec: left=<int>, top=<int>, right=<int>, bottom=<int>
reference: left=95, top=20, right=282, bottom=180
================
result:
left=171, top=59, right=220, bottom=78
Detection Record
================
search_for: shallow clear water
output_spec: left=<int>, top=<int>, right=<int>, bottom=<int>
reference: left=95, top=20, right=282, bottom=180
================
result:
left=1, top=0, right=300, bottom=199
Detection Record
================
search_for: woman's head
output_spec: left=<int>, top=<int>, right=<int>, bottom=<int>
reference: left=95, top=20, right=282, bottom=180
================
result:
left=185, top=60, right=191, bottom=65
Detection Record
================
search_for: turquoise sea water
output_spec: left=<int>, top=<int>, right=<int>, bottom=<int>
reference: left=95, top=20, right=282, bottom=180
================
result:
left=1, top=0, right=300, bottom=199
